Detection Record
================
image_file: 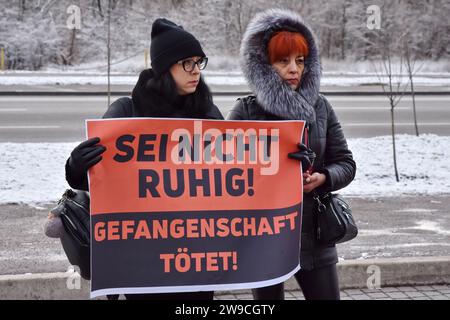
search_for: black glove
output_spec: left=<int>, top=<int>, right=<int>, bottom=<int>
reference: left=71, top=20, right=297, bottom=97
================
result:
left=68, top=137, right=106, bottom=177
left=288, top=143, right=316, bottom=172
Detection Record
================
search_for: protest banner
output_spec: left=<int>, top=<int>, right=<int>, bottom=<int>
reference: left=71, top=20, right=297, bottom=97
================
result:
left=86, top=118, right=305, bottom=297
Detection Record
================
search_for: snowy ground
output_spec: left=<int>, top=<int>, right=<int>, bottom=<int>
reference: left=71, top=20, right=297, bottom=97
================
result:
left=0, top=134, right=449, bottom=205
left=1, top=57, right=449, bottom=87
left=1, top=70, right=450, bottom=87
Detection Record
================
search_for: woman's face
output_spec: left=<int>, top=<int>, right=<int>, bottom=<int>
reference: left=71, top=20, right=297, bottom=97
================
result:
left=271, top=53, right=305, bottom=90
left=169, top=56, right=203, bottom=95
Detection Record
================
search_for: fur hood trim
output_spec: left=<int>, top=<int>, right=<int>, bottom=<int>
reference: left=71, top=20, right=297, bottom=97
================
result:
left=240, top=8, right=321, bottom=121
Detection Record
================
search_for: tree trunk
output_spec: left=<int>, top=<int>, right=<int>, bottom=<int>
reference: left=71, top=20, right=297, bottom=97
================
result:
left=391, top=105, right=399, bottom=182
left=326, top=31, right=331, bottom=58
left=341, top=1, right=347, bottom=60
left=18, top=0, right=26, bottom=21
left=410, top=73, right=419, bottom=136
left=404, top=39, right=420, bottom=137
left=107, top=0, right=111, bottom=107
left=97, top=0, right=104, bottom=19
left=67, top=29, right=77, bottom=65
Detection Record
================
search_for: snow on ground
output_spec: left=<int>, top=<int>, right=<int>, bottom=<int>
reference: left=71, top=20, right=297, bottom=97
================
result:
left=0, top=142, right=77, bottom=205
left=341, top=134, right=450, bottom=197
left=39, top=56, right=450, bottom=74
left=0, top=134, right=449, bottom=205
left=1, top=57, right=449, bottom=87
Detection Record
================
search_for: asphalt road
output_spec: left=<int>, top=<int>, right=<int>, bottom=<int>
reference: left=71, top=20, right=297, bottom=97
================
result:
left=1, top=90, right=449, bottom=276
left=0, top=94, right=449, bottom=142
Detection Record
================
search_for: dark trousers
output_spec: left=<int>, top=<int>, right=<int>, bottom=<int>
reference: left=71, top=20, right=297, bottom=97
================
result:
left=252, top=264, right=340, bottom=300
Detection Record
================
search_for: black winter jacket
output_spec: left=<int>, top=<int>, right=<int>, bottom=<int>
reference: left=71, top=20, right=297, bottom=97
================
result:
left=230, top=8, right=356, bottom=270
left=66, top=69, right=223, bottom=190
left=228, top=95, right=356, bottom=270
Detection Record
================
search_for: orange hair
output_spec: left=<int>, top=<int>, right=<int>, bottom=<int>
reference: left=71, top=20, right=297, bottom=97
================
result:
left=268, top=31, right=309, bottom=64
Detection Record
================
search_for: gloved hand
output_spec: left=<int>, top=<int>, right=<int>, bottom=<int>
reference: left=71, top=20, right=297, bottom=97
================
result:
left=288, top=143, right=316, bottom=173
left=68, top=137, right=106, bottom=177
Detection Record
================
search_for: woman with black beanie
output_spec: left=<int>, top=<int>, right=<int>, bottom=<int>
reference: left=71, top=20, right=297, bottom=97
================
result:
left=65, top=18, right=223, bottom=300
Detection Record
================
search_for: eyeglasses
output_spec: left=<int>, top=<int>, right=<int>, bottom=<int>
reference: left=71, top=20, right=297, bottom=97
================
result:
left=177, top=57, right=208, bottom=72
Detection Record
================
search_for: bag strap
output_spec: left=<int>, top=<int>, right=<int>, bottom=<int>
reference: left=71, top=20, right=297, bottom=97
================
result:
left=304, top=124, right=322, bottom=201
left=303, top=123, right=310, bottom=148
left=121, top=96, right=134, bottom=117
left=313, top=193, right=327, bottom=212
left=302, top=123, right=314, bottom=174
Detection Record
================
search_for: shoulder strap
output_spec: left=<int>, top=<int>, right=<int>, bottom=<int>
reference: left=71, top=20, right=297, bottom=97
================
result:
left=302, top=122, right=310, bottom=148
left=103, top=97, right=134, bottom=119
left=120, top=97, right=134, bottom=117
left=302, top=123, right=314, bottom=174
left=242, top=95, right=256, bottom=119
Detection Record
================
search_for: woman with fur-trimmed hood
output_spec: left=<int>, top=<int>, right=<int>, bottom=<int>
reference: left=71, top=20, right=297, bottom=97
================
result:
left=228, top=9, right=356, bottom=300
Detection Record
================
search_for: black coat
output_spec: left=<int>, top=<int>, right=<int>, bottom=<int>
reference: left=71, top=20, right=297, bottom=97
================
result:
left=228, top=94, right=356, bottom=270
left=235, top=9, right=356, bottom=271
left=66, top=69, right=223, bottom=191
left=64, top=69, right=222, bottom=300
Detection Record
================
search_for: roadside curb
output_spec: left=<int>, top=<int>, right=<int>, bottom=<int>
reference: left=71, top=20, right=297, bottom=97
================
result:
left=288, top=256, right=450, bottom=291
left=1, top=256, right=449, bottom=299
left=0, top=83, right=449, bottom=96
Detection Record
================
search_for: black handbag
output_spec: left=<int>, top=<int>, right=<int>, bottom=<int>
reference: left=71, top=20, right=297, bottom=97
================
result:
left=313, top=192, right=358, bottom=245
left=51, top=189, right=91, bottom=280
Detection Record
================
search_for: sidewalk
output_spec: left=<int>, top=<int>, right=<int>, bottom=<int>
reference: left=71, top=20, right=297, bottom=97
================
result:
left=1, top=256, right=449, bottom=300
left=217, top=284, right=450, bottom=300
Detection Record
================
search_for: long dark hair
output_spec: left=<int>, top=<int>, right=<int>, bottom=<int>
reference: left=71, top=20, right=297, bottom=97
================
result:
left=134, top=69, right=214, bottom=118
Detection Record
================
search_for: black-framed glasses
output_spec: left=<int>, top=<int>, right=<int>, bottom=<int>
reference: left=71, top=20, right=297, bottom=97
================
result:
left=177, top=57, right=208, bottom=72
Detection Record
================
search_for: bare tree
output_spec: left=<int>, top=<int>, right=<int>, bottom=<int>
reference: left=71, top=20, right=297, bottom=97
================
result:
left=62, top=28, right=77, bottom=65
left=397, top=0, right=431, bottom=137
left=1, top=0, right=448, bottom=70
left=402, top=36, right=423, bottom=137
left=373, top=25, right=409, bottom=182
left=18, top=0, right=26, bottom=21
left=97, top=0, right=104, bottom=18
left=220, top=0, right=258, bottom=55
left=107, top=0, right=111, bottom=106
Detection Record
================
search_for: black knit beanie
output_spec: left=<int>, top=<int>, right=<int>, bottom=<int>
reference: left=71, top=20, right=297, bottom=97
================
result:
left=150, top=18, right=205, bottom=77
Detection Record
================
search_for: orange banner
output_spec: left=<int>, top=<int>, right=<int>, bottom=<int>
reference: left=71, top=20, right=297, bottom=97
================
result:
left=86, top=118, right=305, bottom=297
left=87, top=119, right=303, bottom=214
